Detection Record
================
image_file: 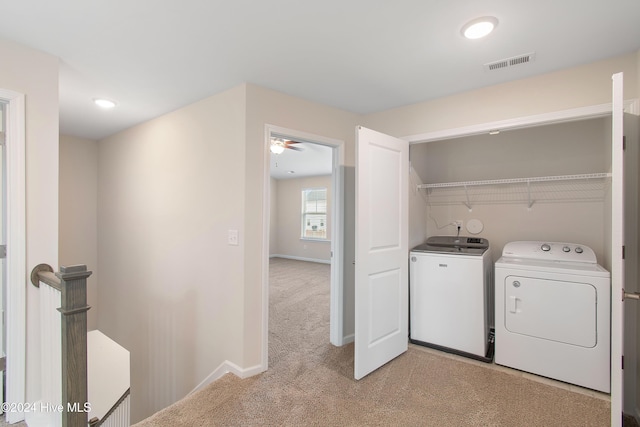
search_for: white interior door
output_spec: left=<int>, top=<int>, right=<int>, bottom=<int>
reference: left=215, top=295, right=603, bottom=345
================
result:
left=354, top=126, right=408, bottom=380
left=610, top=71, right=625, bottom=427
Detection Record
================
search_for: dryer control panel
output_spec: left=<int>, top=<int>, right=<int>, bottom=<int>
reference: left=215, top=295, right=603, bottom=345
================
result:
left=501, top=241, right=597, bottom=264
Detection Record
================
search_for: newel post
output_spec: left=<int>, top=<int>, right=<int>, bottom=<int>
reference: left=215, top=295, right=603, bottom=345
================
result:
left=56, top=265, right=92, bottom=427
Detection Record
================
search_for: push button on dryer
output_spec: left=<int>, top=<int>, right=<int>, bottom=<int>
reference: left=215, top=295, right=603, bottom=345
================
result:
left=541, top=244, right=551, bottom=251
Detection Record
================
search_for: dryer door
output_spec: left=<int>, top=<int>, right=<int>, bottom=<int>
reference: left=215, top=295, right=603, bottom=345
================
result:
left=504, top=275, right=597, bottom=348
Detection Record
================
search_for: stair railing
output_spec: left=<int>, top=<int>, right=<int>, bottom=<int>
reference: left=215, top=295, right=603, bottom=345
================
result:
left=31, top=264, right=92, bottom=427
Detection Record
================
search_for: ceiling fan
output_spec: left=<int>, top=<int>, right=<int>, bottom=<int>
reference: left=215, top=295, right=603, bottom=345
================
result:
left=270, top=138, right=303, bottom=154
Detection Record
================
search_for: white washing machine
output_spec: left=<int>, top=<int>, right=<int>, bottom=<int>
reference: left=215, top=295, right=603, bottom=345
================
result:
left=494, top=241, right=610, bottom=393
left=410, top=236, right=493, bottom=361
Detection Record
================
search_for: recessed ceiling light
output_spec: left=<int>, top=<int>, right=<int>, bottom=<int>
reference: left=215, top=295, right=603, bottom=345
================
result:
left=461, top=16, right=498, bottom=39
left=93, top=98, right=117, bottom=109
left=287, top=171, right=295, bottom=174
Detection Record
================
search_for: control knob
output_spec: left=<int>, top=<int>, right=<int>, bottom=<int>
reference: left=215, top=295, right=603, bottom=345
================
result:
left=563, top=246, right=571, bottom=252
left=541, top=243, right=551, bottom=252
left=575, top=247, right=583, bottom=254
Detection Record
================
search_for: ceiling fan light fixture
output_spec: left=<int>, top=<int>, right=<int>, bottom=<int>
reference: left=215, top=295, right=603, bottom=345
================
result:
left=270, top=140, right=286, bottom=154
left=93, top=98, right=117, bottom=109
left=461, top=16, right=498, bottom=39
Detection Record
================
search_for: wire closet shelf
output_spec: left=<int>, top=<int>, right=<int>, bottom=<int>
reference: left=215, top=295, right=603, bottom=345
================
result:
left=417, top=172, right=612, bottom=209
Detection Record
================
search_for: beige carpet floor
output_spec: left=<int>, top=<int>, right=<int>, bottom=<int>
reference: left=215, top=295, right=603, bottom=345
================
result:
left=134, top=257, right=611, bottom=426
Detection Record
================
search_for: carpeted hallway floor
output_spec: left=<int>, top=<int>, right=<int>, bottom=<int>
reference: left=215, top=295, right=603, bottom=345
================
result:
left=134, top=257, right=611, bottom=426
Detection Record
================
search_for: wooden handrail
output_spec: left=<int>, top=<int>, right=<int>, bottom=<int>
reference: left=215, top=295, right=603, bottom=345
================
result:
left=30, top=263, right=61, bottom=290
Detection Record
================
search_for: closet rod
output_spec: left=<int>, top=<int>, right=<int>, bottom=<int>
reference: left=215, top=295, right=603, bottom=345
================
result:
left=417, top=172, right=611, bottom=190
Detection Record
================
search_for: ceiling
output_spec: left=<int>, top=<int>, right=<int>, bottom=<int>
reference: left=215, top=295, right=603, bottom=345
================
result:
left=1, top=1, right=639, bottom=141
left=270, top=142, right=333, bottom=180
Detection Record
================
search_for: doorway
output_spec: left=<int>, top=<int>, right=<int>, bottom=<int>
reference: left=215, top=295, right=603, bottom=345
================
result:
left=0, top=88, right=26, bottom=424
left=262, top=125, right=345, bottom=370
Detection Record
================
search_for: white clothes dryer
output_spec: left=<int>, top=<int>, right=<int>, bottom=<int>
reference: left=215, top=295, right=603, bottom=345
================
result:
left=494, top=241, right=610, bottom=393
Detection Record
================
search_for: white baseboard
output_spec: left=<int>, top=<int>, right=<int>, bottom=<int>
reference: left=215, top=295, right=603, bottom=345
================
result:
left=189, top=361, right=264, bottom=395
left=342, top=333, right=354, bottom=345
left=332, top=333, right=354, bottom=346
left=269, top=254, right=331, bottom=265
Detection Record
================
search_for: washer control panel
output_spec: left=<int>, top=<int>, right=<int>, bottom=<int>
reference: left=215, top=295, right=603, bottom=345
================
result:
left=502, top=241, right=597, bottom=263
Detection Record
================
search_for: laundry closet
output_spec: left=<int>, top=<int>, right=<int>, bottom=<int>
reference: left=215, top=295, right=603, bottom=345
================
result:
left=407, top=116, right=615, bottom=386
left=403, top=109, right=639, bottom=400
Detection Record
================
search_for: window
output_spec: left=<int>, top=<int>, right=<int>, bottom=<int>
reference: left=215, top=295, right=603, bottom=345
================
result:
left=302, top=188, right=327, bottom=239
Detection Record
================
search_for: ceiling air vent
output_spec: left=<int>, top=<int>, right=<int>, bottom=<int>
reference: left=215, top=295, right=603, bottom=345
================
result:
left=484, top=52, right=536, bottom=72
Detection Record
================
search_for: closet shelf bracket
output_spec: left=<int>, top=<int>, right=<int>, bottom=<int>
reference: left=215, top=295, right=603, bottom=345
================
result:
left=463, top=184, right=472, bottom=211
left=527, top=181, right=535, bottom=210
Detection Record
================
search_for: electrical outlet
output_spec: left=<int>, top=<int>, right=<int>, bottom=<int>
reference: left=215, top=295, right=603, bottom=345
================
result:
left=453, top=220, right=463, bottom=229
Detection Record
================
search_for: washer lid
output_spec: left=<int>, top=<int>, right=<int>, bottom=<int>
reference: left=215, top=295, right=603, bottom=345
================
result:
left=426, top=235, right=489, bottom=249
left=412, top=235, right=489, bottom=255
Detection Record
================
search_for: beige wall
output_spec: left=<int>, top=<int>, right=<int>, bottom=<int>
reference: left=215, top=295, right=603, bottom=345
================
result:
left=59, top=134, right=99, bottom=330
left=363, top=52, right=639, bottom=138
left=0, top=39, right=59, bottom=265
left=97, top=85, right=247, bottom=422
left=271, top=175, right=332, bottom=262
left=0, top=39, right=59, bottom=417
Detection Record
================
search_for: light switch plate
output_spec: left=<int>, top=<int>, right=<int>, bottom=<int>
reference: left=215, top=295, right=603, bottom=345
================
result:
left=228, top=229, right=239, bottom=246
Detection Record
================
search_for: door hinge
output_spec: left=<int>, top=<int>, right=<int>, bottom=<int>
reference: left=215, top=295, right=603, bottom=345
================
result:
left=0, top=131, right=5, bottom=146
left=623, top=136, right=626, bottom=151
left=622, top=245, right=626, bottom=259
left=622, top=355, right=624, bottom=369
left=0, top=245, right=6, bottom=259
